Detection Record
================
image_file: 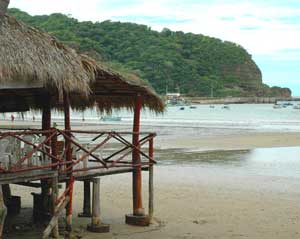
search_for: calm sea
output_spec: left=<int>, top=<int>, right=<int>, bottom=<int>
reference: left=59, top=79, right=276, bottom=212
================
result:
left=2, top=103, right=300, bottom=188
left=2, top=103, right=300, bottom=132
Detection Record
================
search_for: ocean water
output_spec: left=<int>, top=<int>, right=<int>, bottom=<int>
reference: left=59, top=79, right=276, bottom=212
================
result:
left=2, top=103, right=300, bottom=194
left=128, top=103, right=300, bottom=132
left=156, top=147, right=300, bottom=194
left=2, top=103, right=300, bottom=132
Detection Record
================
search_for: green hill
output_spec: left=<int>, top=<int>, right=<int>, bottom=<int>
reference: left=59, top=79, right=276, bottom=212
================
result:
left=8, top=8, right=291, bottom=97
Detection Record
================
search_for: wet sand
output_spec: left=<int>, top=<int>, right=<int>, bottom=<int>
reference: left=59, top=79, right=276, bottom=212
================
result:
left=9, top=165, right=300, bottom=239
left=2, top=121, right=300, bottom=238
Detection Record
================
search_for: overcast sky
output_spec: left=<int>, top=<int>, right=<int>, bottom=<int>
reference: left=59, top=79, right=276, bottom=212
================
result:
left=10, top=0, right=300, bottom=95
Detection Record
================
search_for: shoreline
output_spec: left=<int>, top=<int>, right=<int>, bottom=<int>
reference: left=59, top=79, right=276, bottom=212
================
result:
left=2, top=120, right=300, bottom=151
left=184, top=96, right=299, bottom=105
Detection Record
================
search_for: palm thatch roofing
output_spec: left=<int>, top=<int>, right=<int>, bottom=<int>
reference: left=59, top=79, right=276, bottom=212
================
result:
left=0, top=11, right=164, bottom=113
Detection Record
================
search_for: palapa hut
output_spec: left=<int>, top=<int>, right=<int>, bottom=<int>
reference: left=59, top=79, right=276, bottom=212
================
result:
left=0, top=0, right=164, bottom=237
left=0, top=9, right=164, bottom=112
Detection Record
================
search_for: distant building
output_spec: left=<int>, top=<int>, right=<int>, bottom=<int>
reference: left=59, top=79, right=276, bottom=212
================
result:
left=166, top=93, right=181, bottom=99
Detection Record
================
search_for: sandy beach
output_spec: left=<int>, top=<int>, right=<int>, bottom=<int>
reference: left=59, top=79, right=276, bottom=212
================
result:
left=2, top=121, right=300, bottom=238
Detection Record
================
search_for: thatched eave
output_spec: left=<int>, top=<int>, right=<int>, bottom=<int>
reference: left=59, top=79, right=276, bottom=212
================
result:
left=0, top=10, right=164, bottom=113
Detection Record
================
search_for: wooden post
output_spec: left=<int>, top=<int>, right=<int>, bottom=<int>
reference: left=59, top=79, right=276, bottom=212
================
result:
left=0, top=185, right=7, bottom=239
left=2, top=184, right=11, bottom=202
left=87, top=178, right=109, bottom=233
left=132, top=94, right=143, bottom=215
left=41, top=94, right=51, bottom=218
left=78, top=180, right=91, bottom=217
left=148, top=137, right=154, bottom=222
left=125, top=94, right=150, bottom=226
left=63, top=91, right=73, bottom=234
left=50, top=132, right=59, bottom=238
left=50, top=177, right=59, bottom=238
left=43, top=196, right=70, bottom=239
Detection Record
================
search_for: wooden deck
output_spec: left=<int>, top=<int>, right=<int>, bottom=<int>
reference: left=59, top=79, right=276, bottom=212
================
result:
left=0, top=170, right=57, bottom=184
left=0, top=166, right=149, bottom=185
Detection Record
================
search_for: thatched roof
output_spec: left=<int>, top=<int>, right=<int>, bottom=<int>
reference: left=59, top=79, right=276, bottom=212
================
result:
left=0, top=9, right=164, bottom=113
left=0, top=14, right=96, bottom=95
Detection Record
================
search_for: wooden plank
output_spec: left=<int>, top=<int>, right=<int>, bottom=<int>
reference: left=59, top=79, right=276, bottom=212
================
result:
left=70, top=166, right=149, bottom=181
left=43, top=196, right=70, bottom=239
left=0, top=170, right=57, bottom=184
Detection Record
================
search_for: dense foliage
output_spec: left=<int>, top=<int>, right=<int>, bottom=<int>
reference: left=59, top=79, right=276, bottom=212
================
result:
left=8, top=8, right=290, bottom=97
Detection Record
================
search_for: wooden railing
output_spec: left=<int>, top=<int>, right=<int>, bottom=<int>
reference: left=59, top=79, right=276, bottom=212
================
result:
left=0, top=129, right=156, bottom=176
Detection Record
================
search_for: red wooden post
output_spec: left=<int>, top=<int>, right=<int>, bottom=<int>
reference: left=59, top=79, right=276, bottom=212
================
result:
left=132, top=94, right=143, bottom=215
left=148, top=137, right=154, bottom=221
left=125, top=94, right=150, bottom=226
left=63, top=91, right=73, bottom=233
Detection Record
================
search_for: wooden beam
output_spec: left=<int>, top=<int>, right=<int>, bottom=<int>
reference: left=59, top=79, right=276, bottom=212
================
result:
left=43, top=196, right=70, bottom=239
left=0, top=186, right=7, bottom=239
left=148, top=138, right=154, bottom=222
left=78, top=180, right=91, bottom=217
left=132, top=94, right=144, bottom=216
left=63, top=91, right=73, bottom=234
left=41, top=93, right=52, bottom=218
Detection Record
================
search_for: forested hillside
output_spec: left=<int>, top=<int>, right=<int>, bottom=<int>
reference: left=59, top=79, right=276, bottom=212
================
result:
left=8, top=8, right=291, bottom=97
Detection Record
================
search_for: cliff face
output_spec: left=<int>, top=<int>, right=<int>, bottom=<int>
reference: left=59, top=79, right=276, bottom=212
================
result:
left=220, top=59, right=291, bottom=97
left=220, top=59, right=262, bottom=88
left=9, top=8, right=291, bottom=97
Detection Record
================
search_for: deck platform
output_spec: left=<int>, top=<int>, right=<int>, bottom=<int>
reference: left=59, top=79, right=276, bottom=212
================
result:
left=0, top=166, right=149, bottom=185
left=0, top=170, right=57, bottom=185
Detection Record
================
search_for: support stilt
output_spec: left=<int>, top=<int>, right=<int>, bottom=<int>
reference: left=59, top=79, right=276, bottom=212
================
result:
left=50, top=131, right=59, bottom=238
left=63, top=91, right=74, bottom=236
left=126, top=94, right=150, bottom=226
left=87, top=178, right=109, bottom=233
left=51, top=177, right=59, bottom=238
left=78, top=180, right=92, bottom=218
left=0, top=186, right=7, bottom=239
left=148, top=138, right=154, bottom=222
left=41, top=94, right=51, bottom=218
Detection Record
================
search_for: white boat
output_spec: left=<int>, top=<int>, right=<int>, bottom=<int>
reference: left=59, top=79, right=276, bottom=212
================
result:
left=222, top=105, right=230, bottom=110
left=101, top=116, right=121, bottom=122
left=293, top=105, right=300, bottom=109
left=273, top=104, right=282, bottom=109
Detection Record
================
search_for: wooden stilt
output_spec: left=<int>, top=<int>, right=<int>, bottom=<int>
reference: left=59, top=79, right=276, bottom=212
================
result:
left=148, top=138, right=154, bottom=222
left=51, top=177, right=59, bottom=238
left=87, top=178, right=109, bottom=233
left=78, top=180, right=91, bottom=217
left=43, top=196, right=70, bottom=239
left=63, top=91, right=73, bottom=235
left=0, top=185, right=7, bottom=239
left=50, top=130, right=59, bottom=237
left=41, top=94, right=51, bottom=218
left=132, top=94, right=143, bottom=215
left=2, top=184, right=11, bottom=204
left=125, top=94, right=150, bottom=226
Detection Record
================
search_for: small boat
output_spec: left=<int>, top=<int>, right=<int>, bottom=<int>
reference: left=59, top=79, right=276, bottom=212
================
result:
left=222, top=105, right=230, bottom=110
left=101, top=116, right=121, bottom=121
left=293, top=105, right=300, bottom=109
left=283, top=102, right=293, bottom=106
left=209, top=105, right=215, bottom=109
left=179, top=107, right=185, bottom=110
left=273, top=104, right=282, bottom=109
left=189, top=106, right=197, bottom=109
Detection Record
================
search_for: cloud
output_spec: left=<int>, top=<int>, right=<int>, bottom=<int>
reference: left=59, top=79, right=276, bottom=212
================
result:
left=10, top=0, right=300, bottom=55
left=220, top=17, right=236, bottom=21
left=112, top=16, right=192, bottom=25
left=240, top=26, right=260, bottom=30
